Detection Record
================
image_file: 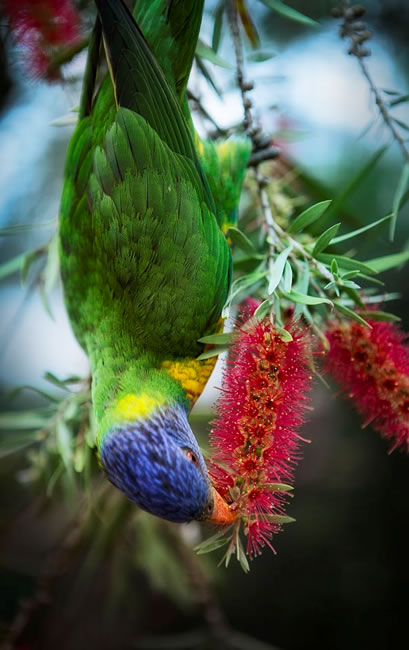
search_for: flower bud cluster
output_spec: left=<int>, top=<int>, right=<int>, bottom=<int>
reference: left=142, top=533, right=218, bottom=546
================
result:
left=326, top=318, right=409, bottom=451
left=210, top=314, right=313, bottom=555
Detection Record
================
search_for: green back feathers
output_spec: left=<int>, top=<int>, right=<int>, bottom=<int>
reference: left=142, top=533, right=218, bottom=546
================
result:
left=59, top=0, right=230, bottom=363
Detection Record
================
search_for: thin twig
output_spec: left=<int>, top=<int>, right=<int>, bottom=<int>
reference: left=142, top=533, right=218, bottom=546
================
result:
left=333, top=1, right=409, bottom=164
left=187, top=89, right=229, bottom=137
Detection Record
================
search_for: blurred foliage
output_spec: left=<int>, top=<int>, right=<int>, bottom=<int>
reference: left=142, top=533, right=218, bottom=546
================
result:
left=1, top=1, right=409, bottom=649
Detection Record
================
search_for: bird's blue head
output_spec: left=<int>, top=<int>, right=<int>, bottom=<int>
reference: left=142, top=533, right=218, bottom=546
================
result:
left=100, top=405, right=224, bottom=523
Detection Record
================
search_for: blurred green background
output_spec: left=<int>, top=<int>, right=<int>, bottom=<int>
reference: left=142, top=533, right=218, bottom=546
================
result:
left=1, top=1, right=409, bottom=649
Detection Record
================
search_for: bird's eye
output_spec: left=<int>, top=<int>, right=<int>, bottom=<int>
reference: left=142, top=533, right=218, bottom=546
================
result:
left=183, top=448, right=198, bottom=465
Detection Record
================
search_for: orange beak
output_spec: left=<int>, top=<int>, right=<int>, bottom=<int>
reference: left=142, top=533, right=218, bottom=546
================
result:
left=207, top=487, right=237, bottom=525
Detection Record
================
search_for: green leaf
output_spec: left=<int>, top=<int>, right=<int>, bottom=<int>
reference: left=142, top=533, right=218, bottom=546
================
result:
left=356, top=273, right=384, bottom=286
left=334, top=302, right=371, bottom=327
left=44, top=371, right=84, bottom=390
left=331, top=213, right=392, bottom=245
left=196, top=537, right=230, bottom=554
left=195, top=39, right=232, bottom=68
left=258, top=514, right=296, bottom=524
left=0, top=253, right=26, bottom=281
left=39, top=234, right=60, bottom=317
left=390, top=162, right=409, bottom=240
left=312, top=223, right=341, bottom=256
left=8, top=384, right=60, bottom=403
left=197, top=332, right=233, bottom=345
left=236, top=0, right=260, bottom=48
left=389, top=93, right=409, bottom=107
left=212, top=3, right=224, bottom=53
left=342, top=286, right=364, bottom=307
left=382, top=88, right=401, bottom=96
left=318, top=146, right=388, bottom=227
left=268, top=246, right=292, bottom=294
left=283, top=290, right=332, bottom=306
left=21, top=248, right=45, bottom=284
left=236, top=538, right=250, bottom=573
left=282, top=260, right=293, bottom=293
left=195, top=55, right=222, bottom=97
left=247, top=50, right=275, bottom=63
left=365, top=250, right=409, bottom=272
left=357, top=310, right=401, bottom=323
left=262, top=482, right=294, bottom=492
left=316, top=253, right=377, bottom=275
left=194, top=529, right=229, bottom=553
left=0, top=219, right=55, bottom=236
left=225, top=271, right=267, bottom=311
left=227, top=226, right=255, bottom=254
left=0, top=432, right=42, bottom=459
left=293, top=261, right=310, bottom=317
left=331, top=258, right=339, bottom=277
left=196, top=346, right=229, bottom=360
left=287, top=200, right=332, bottom=234
left=254, top=299, right=270, bottom=320
left=392, top=117, right=409, bottom=131
left=258, top=0, right=317, bottom=26
left=276, top=327, right=293, bottom=342
left=56, top=419, right=74, bottom=472
left=0, top=411, right=49, bottom=430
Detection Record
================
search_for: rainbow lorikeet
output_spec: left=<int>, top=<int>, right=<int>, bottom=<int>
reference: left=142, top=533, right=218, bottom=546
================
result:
left=59, top=0, right=248, bottom=524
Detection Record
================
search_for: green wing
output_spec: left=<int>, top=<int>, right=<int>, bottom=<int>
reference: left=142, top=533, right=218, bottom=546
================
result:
left=60, top=0, right=230, bottom=359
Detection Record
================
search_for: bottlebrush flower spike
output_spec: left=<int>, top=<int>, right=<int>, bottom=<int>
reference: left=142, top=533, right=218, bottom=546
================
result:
left=3, top=0, right=81, bottom=80
left=201, top=312, right=314, bottom=566
left=325, top=317, right=409, bottom=452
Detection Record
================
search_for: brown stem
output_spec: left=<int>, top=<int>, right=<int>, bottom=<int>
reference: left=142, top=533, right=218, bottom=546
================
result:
left=334, top=1, right=409, bottom=164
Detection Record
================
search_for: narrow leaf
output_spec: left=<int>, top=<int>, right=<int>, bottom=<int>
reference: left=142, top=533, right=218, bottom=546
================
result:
left=334, top=302, right=371, bottom=327
left=0, top=253, right=25, bottom=281
left=56, top=419, right=73, bottom=471
left=268, top=246, right=292, bottom=294
left=0, top=220, right=55, bottom=236
left=247, top=50, right=275, bottom=62
left=392, top=117, right=409, bottom=131
left=198, top=333, right=233, bottom=345
left=259, top=514, right=296, bottom=524
left=357, top=310, right=401, bottom=322
left=21, top=248, right=45, bottom=283
left=195, top=39, right=232, bottom=68
left=389, top=93, right=409, bottom=107
left=316, top=253, right=377, bottom=275
left=236, top=0, right=260, bottom=48
left=282, top=260, right=293, bottom=292
left=283, top=290, right=332, bottom=306
left=194, top=529, right=227, bottom=552
left=262, top=482, right=294, bottom=492
left=197, top=346, right=229, bottom=360
left=319, top=146, right=388, bottom=227
left=390, top=162, right=409, bottom=240
left=196, top=537, right=230, bottom=554
left=276, top=327, right=293, bottom=342
left=288, top=200, right=332, bottom=234
left=0, top=411, right=49, bottom=430
left=259, top=0, right=317, bottom=26
left=227, top=226, right=255, bottom=254
left=212, top=3, right=224, bottom=52
left=254, top=299, right=270, bottom=320
left=331, top=214, right=392, bottom=244
left=312, top=223, right=341, bottom=256
left=365, top=250, right=409, bottom=272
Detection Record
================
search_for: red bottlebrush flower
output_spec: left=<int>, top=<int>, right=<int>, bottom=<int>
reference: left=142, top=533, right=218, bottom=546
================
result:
left=325, top=318, right=409, bottom=452
left=3, top=0, right=81, bottom=79
left=208, top=315, right=313, bottom=559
